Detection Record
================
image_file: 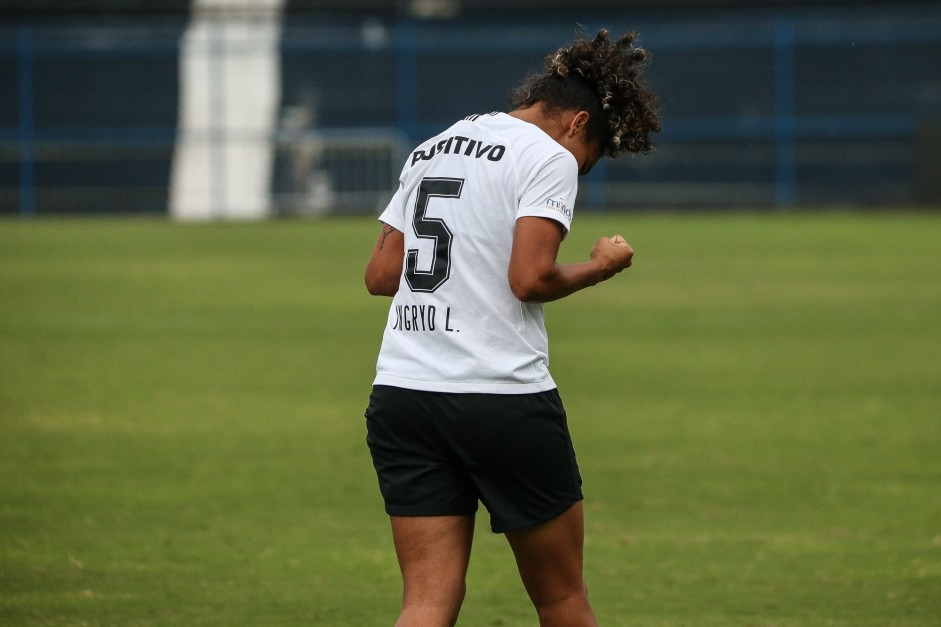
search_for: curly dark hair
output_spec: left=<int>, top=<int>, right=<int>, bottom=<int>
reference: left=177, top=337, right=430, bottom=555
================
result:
left=510, top=29, right=661, bottom=158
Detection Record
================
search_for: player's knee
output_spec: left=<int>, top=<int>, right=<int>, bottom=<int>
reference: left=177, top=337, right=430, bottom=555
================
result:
left=531, top=581, right=590, bottom=612
left=400, top=590, right=466, bottom=627
left=532, top=589, right=595, bottom=626
left=403, top=577, right=467, bottom=608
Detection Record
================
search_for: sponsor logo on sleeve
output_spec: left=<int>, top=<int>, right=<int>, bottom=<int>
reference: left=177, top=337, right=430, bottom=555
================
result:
left=545, top=197, right=572, bottom=220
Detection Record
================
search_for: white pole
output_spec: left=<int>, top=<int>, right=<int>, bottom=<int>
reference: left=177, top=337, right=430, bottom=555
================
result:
left=170, top=0, right=285, bottom=220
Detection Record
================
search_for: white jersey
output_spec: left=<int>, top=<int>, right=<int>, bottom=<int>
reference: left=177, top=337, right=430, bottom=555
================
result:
left=373, top=112, right=579, bottom=394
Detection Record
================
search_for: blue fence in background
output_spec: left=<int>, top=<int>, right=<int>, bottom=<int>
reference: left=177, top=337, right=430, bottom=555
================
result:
left=2, top=6, right=940, bottom=216
left=1, top=20, right=183, bottom=216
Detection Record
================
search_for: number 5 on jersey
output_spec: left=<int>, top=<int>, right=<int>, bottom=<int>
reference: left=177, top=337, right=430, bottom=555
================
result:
left=404, top=177, right=464, bottom=293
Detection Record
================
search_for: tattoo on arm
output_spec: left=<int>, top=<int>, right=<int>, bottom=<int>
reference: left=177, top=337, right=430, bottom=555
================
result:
left=378, top=224, right=398, bottom=251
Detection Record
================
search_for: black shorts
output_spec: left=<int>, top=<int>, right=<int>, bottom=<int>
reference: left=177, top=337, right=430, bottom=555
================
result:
left=364, top=384, right=583, bottom=533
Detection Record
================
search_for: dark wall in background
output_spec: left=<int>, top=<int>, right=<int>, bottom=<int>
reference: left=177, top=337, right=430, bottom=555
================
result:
left=1, top=3, right=939, bottom=214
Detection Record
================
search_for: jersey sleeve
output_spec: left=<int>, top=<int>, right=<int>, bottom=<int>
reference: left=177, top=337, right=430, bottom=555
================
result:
left=378, top=186, right=407, bottom=232
left=516, top=150, right=578, bottom=236
left=377, top=162, right=410, bottom=231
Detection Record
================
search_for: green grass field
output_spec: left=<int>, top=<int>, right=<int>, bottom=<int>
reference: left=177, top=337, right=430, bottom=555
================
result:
left=1, top=213, right=939, bottom=626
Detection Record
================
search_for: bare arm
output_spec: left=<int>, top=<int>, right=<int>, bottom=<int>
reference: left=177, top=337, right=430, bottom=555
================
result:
left=508, top=216, right=634, bottom=303
left=365, top=223, right=404, bottom=296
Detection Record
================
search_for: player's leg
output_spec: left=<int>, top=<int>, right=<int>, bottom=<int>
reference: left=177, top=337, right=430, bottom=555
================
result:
left=459, top=388, right=592, bottom=624
left=504, top=501, right=597, bottom=627
left=366, top=386, right=482, bottom=625
left=391, top=514, right=475, bottom=627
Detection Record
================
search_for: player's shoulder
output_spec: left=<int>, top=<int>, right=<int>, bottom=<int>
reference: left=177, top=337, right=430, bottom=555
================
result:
left=463, top=111, right=501, bottom=123
left=471, top=113, right=570, bottom=159
left=467, top=112, right=534, bottom=137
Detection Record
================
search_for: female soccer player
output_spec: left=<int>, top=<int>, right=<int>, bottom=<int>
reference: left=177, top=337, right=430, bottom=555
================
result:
left=364, top=29, right=661, bottom=626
